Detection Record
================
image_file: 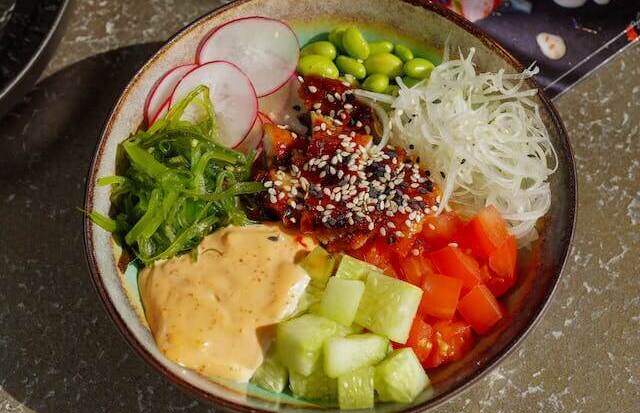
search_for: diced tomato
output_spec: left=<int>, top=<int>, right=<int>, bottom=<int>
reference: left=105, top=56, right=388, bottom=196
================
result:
left=465, top=206, right=510, bottom=259
left=419, top=273, right=463, bottom=320
left=391, top=217, right=423, bottom=257
left=405, top=317, right=434, bottom=363
left=429, top=246, right=483, bottom=291
left=420, top=212, right=464, bottom=251
left=422, top=318, right=474, bottom=369
left=457, top=284, right=503, bottom=335
left=489, top=235, right=517, bottom=279
left=357, top=238, right=398, bottom=278
left=396, top=254, right=434, bottom=286
left=479, top=265, right=513, bottom=297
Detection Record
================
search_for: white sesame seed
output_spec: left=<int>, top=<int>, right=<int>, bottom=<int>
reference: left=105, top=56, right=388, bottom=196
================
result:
left=327, top=94, right=335, bottom=103
left=290, top=217, right=297, bottom=223
left=344, top=103, right=353, bottom=110
left=269, top=195, right=277, bottom=203
left=308, top=85, right=318, bottom=93
left=298, top=75, right=304, bottom=82
left=368, top=222, right=375, bottom=231
left=313, top=102, right=322, bottom=110
left=448, top=242, right=458, bottom=248
left=380, top=227, right=387, bottom=236
left=428, top=223, right=436, bottom=230
left=395, top=231, right=405, bottom=238
left=278, top=192, right=285, bottom=200
left=355, top=120, right=363, bottom=128
left=411, top=249, right=420, bottom=256
left=264, top=181, right=273, bottom=188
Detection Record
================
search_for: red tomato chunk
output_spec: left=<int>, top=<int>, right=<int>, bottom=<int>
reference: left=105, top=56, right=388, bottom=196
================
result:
left=457, top=284, right=503, bottom=335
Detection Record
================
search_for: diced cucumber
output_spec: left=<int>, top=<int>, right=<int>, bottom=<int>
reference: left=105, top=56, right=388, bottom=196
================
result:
left=290, top=284, right=324, bottom=318
left=323, top=333, right=389, bottom=378
left=250, top=350, right=288, bottom=393
left=334, top=323, right=365, bottom=337
left=375, top=348, right=430, bottom=403
left=300, top=246, right=336, bottom=288
left=289, top=368, right=337, bottom=401
left=316, top=278, right=365, bottom=326
left=354, top=271, right=423, bottom=343
left=338, top=366, right=375, bottom=410
left=277, top=314, right=337, bottom=376
left=335, top=255, right=380, bottom=281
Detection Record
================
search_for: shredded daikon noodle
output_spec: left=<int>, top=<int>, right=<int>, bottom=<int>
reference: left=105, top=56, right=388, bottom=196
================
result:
left=377, top=48, right=557, bottom=243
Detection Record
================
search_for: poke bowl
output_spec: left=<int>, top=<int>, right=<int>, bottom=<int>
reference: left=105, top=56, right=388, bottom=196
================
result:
left=83, top=0, right=576, bottom=412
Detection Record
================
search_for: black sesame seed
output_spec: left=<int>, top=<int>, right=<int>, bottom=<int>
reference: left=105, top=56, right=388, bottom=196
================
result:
left=267, top=236, right=279, bottom=242
left=440, top=171, right=446, bottom=179
left=293, top=104, right=301, bottom=111
left=409, top=144, right=415, bottom=150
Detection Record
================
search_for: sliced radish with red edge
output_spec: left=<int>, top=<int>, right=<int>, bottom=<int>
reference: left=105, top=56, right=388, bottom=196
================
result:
left=144, top=64, right=197, bottom=124
left=198, top=16, right=299, bottom=97
left=170, top=61, right=258, bottom=148
left=234, top=116, right=264, bottom=154
left=149, top=100, right=170, bottom=126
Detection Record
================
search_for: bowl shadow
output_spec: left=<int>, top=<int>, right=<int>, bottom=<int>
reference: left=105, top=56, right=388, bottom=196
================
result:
left=0, top=43, right=215, bottom=413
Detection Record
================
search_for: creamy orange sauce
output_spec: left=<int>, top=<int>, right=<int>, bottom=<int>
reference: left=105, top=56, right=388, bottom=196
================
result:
left=139, top=224, right=313, bottom=382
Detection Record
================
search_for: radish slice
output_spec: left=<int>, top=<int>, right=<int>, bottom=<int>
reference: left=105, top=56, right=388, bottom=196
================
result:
left=144, top=64, right=197, bottom=124
left=258, top=75, right=307, bottom=134
left=170, top=61, right=258, bottom=148
left=235, top=116, right=264, bottom=153
left=149, top=100, right=170, bottom=125
left=198, top=16, right=299, bottom=97
left=258, top=111, right=274, bottom=125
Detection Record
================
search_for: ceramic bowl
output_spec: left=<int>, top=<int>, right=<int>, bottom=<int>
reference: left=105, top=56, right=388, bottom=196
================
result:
left=83, top=0, right=577, bottom=411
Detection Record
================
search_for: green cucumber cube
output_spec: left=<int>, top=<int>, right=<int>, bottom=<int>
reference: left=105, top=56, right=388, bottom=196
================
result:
left=375, top=348, right=430, bottom=403
left=335, top=255, right=380, bottom=281
left=250, top=350, right=288, bottom=393
left=354, top=271, right=423, bottom=343
left=338, top=366, right=375, bottom=410
left=289, top=368, right=337, bottom=401
left=323, top=333, right=389, bottom=378
left=300, top=246, right=336, bottom=288
left=334, top=323, right=365, bottom=337
left=316, top=278, right=365, bottom=326
left=290, top=284, right=324, bottom=318
left=277, top=314, right=337, bottom=376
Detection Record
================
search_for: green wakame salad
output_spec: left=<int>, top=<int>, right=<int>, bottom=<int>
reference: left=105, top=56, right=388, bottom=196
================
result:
left=89, top=86, right=264, bottom=265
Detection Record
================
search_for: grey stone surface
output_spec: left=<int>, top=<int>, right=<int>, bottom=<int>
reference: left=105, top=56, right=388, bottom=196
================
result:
left=1, top=1, right=638, bottom=412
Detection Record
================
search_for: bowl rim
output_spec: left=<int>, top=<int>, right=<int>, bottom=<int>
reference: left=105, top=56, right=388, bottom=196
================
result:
left=83, top=0, right=577, bottom=411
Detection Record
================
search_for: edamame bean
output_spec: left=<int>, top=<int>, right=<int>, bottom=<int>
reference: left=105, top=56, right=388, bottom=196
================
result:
left=338, top=74, right=359, bottom=87
left=328, top=26, right=348, bottom=51
left=297, top=54, right=339, bottom=79
left=363, top=53, right=404, bottom=78
left=403, top=58, right=435, bottom=80
left=362, top=73, right=389, bottom=93
left=369, top=40, right=394, bottom=55
left=394, top=44, right=414, bottom=62
left=385, top=84, right=400, bottom=96
left=335, top=55, right=367, bottom=80
left=401, top=76, right=421, bottom=88
left=342, top=27, right=370, bottom=60
left=301, top=41, right=337, bottom=60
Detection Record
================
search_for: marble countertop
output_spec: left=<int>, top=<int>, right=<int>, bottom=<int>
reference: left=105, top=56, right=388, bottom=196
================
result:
left=1, top=1, right=638, bottom=412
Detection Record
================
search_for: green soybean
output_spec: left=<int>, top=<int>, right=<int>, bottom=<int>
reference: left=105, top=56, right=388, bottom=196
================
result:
left=385, top=84, right=400, bottom=96
left=300, top=41, right=337, bottom=60
left=339, top=74, right=360, bottom=87
left=362, top=74, right=389, bottom=93
left=401, top=76, right=422, bottom=88
left=369, top=40, right=394, bottom=55
left=297, top=54, right=339, bottom=79
left=403, top=58, right=435, bottom=80
left=328, top=26, right=348, bottom=51
left=342, top=27, right=370, bottom=60
left=394, top=44, right=414, bottom=62
left=335, top=55, right=367, bottom=80
left=364, top=53, right=404, bottom=78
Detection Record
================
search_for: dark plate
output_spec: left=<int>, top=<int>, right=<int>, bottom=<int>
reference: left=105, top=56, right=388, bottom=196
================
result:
left=0, top=0, right=71, bottom=118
